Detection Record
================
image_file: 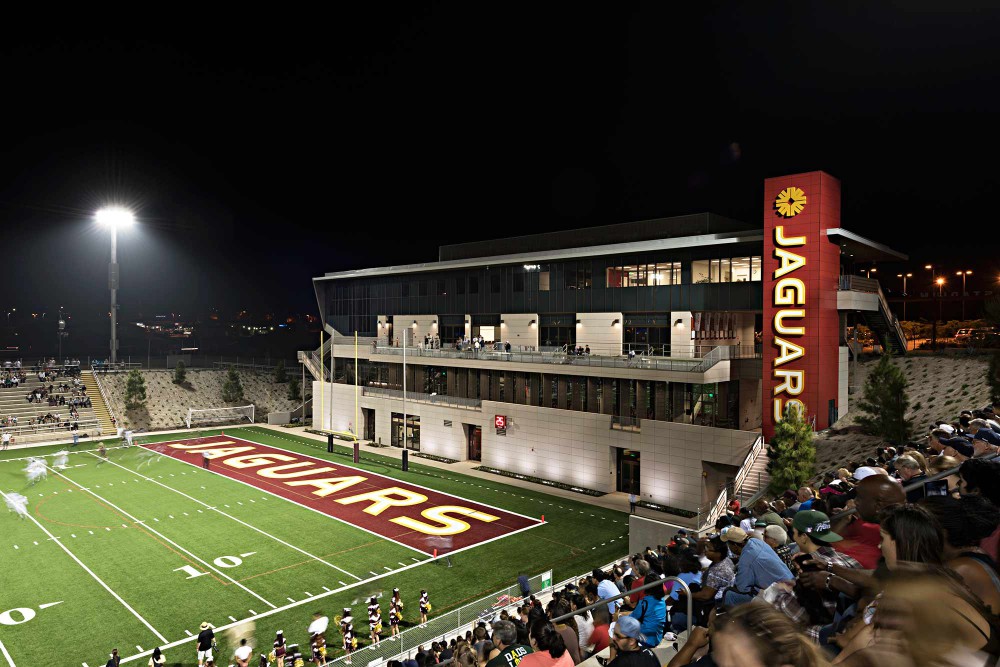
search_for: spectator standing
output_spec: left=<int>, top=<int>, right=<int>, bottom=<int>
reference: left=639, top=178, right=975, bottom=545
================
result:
left=148, top=647, right=165, bottom=666
left=196, top=622, right=215, bottom=667
left=234, top=639, right=252, bottom=667
left=106, top=648, right=121, bottom=667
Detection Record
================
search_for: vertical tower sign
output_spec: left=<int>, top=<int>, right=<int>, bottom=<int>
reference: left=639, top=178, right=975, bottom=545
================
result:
left=762, top=172, right=842, bottom=439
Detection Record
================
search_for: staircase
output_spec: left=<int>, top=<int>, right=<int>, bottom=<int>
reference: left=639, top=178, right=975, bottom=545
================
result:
left=840, top=276, right=907, bottom=355
left=81, top=371, right=116, bottom=436
left=736, top=450, right=771, bottom=507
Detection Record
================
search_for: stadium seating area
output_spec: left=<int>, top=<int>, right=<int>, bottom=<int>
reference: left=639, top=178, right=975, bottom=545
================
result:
left=98, top=369, right=302, bottom=429
left=378, top=405, right=1000, bottom=667
left=0, top=364, right=102, bottom=443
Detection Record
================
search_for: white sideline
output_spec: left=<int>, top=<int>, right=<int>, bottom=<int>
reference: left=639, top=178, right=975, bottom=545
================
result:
left=0, top=489, right=167, bottom=644
left=94, top=453, right=362, bottom=581
left=0, top=638, right=16, bottom=667
left=44, top=465, right=278, bottom=611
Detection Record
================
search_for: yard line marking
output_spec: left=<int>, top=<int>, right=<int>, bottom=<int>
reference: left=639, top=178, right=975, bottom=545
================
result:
left=12, top=545, right=17, bottom=550
left=71, top=534, right=76, bottom=538
left=322, top=586, right=331, bottom=592
left=94, top=456, right=363, bottom=582
left=305, top=591, right=313, bottom=596
left=398, top=562, right=406, bottom=566
left=33, top=541, right=38, bottom=545
left=287, top=597, right=296, bottom=603
left=184, top=630, right=192, bottom=637
left=228, top=615, right=238, bottom=622
left=240, top=552, right=257, bottom=558
left=135, top=646, right=142, bottom=652
left=168, top=515, right=174, bottom=519
left=411, top=557, right=421, bottom=562
left=383, top=566, right=392, bottom=571
left=1, top=638, right=18, bottom=665
left=338, top=581, right=346, bottom=586
left=45, top=466, right=277, bottom=611
left=39, top=602, right=63, bottom=609
left=0, top=488, right=167, bottom=644
left=249, top=609, right=257, bottom=615
left=370, top=571, right=378, bottom=576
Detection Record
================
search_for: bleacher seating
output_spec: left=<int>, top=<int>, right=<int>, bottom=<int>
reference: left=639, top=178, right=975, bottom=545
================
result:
left=0, top=370, right=102, bottom=444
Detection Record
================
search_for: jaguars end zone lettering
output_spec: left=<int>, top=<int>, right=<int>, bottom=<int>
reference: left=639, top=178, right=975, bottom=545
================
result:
left=155, top=437, right=539, bottom=554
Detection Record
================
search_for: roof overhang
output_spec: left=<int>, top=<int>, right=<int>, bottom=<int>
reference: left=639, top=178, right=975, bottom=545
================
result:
left=826, top=228, right=908, bottom=263
left=315, top=231, right=764, bottom=282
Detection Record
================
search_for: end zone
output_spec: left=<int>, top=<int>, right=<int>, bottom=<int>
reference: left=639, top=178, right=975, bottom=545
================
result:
left=145, top=436, right=543, bottom=555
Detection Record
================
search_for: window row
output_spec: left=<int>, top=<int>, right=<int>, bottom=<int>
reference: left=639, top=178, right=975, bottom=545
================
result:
left=606, top=263, right=682, bottom=288
left=691, top=257, right=762, bottom=284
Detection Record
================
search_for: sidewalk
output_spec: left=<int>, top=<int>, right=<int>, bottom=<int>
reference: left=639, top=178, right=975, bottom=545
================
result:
left=256, top=424, right=696, bottom=527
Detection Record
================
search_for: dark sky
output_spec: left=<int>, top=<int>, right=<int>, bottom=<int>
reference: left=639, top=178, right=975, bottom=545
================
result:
left=2, top=4, right=999, bottom=328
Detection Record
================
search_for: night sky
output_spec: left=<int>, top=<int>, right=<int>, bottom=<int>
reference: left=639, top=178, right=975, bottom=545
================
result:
left=2, top=5, right=998, bottom=331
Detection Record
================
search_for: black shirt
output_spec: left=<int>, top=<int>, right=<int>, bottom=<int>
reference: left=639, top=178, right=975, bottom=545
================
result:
left=197, top=628, right=215, bottom=651
left=609, top=648, right=660, bottom=667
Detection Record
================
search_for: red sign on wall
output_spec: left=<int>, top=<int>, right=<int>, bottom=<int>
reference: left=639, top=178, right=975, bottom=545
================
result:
left=494, top=415, right=507, bottom=429
left=762, top=171, right=842, bottom=439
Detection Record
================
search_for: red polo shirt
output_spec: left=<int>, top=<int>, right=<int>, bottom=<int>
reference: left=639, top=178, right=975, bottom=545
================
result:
left=837, top=519, right=882, bottom=569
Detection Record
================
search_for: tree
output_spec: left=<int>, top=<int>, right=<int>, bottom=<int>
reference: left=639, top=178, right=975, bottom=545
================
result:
left=124, top=369, right=147, bottom=411
left=221, top=367, right=244, bottom=403
left=766, top=404, right=817, bottom=495
left=854, top=354, right=913, bottom=444
left=274, top=360, right=287, bottom=384
left=173, top=361, right=187, bottom=385
left=988, top=352, right=1000, bottom=406
left=287, top=375, right=301, bottom=401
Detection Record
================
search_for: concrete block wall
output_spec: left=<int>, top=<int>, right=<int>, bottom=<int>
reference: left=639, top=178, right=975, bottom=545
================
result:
left=500, top=313, right=539, bottom=350
left=392, top=315, right=439, bottom=347
left=316, top=381, right=757, bottom=513
left=576, top=312, right=623, bottom=355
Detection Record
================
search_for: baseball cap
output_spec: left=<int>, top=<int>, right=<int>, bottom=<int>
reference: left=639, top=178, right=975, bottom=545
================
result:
left=721, top=526, right=749, bottom=544
left=975, top=428, right=1000, bottom=445
left=945, top=438, right=975, bottom=458
left=852, top=466, right=884, bottom=481
left=615, top=615, right=647, bottom=644
left=792, top=510, right=842, bottom=543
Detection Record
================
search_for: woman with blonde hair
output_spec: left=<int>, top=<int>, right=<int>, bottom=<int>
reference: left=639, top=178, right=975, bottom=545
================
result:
left=712, top=602, right=829, bottom=667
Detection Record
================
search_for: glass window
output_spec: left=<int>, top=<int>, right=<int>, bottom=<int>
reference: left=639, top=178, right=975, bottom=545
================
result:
left=751, top=256, right=762, bottom=281
left=731, top=257, right=751, bottom=282
left=539, top=271, right=550, bottom=291
left=692, top=260, right=710, bottom=284
left=607, top=266, right=624, bottom=288
left=720, top=259, right=732, bottom=283
left=672, top=262, right=682, bottom=285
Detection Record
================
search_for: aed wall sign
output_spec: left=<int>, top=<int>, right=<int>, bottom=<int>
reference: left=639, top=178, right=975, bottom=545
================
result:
left=762, top=172, right=841, bottom=439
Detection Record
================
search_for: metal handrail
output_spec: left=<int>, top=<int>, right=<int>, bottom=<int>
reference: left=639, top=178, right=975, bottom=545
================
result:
left=697, top=434, right=764, bottom=531
left=88, top=371, right=118, bottom=426
left=550, top=575, right=693, bottom=637
left=0, top=418, right=101, bottom=436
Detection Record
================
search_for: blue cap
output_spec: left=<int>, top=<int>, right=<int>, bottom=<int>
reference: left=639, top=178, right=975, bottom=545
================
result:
left=944, top=438, right=975, bottom=458
left=975, top=428, right=1000, bottom=445
left=615, top=615, right=646, bottom=643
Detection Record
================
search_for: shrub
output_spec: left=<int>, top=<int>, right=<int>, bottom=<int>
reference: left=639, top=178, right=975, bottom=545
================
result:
left=766, top=404, right=816, bottom=495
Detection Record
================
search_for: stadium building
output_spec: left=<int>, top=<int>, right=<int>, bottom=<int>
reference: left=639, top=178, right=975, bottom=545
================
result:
left=303, top=171, right=907, bottom=518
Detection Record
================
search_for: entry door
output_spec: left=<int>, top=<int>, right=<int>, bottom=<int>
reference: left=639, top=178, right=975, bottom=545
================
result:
left=467, top=425, right=482, bottom=461
left=617, top=449, right=641, bottom=493
left=363, top=408, right=375, bottom=441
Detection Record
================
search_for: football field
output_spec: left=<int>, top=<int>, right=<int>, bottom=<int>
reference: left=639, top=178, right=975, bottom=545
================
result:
left=0, top=427, right=628, bottom=666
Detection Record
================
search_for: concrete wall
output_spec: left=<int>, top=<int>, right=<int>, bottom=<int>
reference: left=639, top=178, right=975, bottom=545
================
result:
left=314, top=381, right=758, bottom=513
left=500, top=313, right=539, bottom=350
left=576, top=312, right=623, bottom=355
left=671, top=311, right=693, bottom=357
left=738, top=378, right=763, bottom=431
left=392, top=314, right=439, bottom=347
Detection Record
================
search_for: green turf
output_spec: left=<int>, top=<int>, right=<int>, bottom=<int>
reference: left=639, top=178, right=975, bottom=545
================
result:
left=0, top=427, right=628, bottom=666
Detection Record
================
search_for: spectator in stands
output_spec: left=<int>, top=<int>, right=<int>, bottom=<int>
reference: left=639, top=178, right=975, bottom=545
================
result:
left=604, top=616, right=658, bottom=667
left=711, top=603, right=828, bottom=667
left=957, top=458, right=1000, bottom=562
left=667, top=553, right=704, bottom=635
left=627, top=560, right=650, bottom=605
left=754, top=501, right=785, bottom=527
left=568, top=595, right=593, bottom=657
left=893, top=456, right=927, bottom=502
left=486, top=620, right=532, bottom=667
left=830, top=475, right=905, bottom=569
left=921, top=494, right=1000, bottom=613
left=631, top=573, right=666, bottom=648
left=521, top=620, right=572, bottom=667
left=548, top=601, right=581, bottom=664
left=763, top=524, right=796, bottom=567
left=593, top=569, right=621, bottom=618
left=721, top=527, right=793, bottom=606
left=587, top=605, right=611, bottom=656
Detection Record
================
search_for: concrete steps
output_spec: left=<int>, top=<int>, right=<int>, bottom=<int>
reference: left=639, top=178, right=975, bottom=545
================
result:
left=80, top=372, right=116, bottom=436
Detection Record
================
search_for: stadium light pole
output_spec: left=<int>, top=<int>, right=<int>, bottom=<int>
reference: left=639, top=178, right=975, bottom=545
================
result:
left=95, top=207, right=135, bottom=366
left=956, top=270, right=972, bottom=320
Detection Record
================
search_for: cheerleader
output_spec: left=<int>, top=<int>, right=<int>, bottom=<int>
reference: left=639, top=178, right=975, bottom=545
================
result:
left=310, top=632, right=326, bottom=667
left=367, top=596, right=382, bottom=646
left=419, top=589, right=430, bottom=627
left=388, top=594, right=401, bottom=640
left=340, top=608, right=356, bottom=665
left=285, top=644, right=304, bottom=667
left=271, top=631, right=287, bottom=667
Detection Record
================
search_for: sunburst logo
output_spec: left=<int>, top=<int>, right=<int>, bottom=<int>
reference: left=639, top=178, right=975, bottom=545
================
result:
left=774, top=187, right=807, bottom=217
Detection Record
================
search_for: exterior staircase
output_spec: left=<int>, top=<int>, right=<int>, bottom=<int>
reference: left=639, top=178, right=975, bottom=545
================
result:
left=81, top=371, right=116, bottom=436
left=736, top=450, right=771, bottom=507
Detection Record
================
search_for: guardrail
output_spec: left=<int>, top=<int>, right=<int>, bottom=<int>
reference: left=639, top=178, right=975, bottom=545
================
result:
left=0, top=418, right=101, bottom=438
left=371, top=345, right=748, bottom=373
left=90, top=362, right=144, bottom=373
left=362, top=386, right=482, bottom=409
left=696, top=434, right=764, bottom=532
left=89, top=371, right=118, bottom=426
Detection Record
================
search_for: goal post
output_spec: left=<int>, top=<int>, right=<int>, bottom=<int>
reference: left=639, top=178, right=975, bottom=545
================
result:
left=186, top=405, right=255, bottom=429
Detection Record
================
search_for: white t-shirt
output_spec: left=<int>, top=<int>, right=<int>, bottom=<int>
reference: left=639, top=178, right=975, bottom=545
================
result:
left=235, top=645, right=252, bottom=660
left=2, top=433, right=9, bottom=443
